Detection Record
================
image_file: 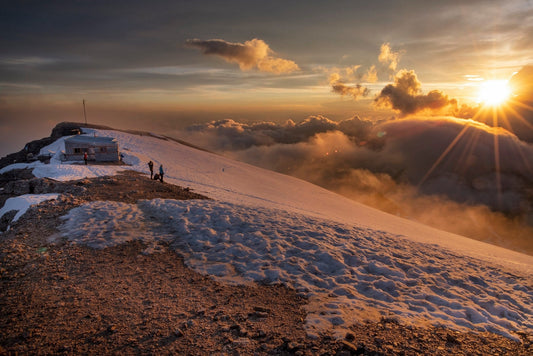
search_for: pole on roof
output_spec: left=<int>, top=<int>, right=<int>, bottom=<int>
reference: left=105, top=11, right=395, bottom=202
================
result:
left=83, top=99, right=88, bottom=125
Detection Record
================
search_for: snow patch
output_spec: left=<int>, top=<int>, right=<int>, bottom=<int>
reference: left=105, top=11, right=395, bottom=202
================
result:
left=57, top=199, right=533, bottom=340
left=0, top=194, right=59, bottom=228
left=58, top=201, right=172, bottom=253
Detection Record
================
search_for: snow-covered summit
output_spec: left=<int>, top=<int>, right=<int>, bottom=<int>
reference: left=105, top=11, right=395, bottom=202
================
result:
left=2, top=128, right=532, bottom=340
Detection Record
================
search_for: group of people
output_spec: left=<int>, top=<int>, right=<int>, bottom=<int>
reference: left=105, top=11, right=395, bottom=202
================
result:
left=148, top=160, right=164, bottom=182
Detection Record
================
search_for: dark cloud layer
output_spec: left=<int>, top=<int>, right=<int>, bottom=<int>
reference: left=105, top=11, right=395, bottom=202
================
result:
left=183, top=115, right=533, bottom=254
left=375, top=70, right=454, bottom=115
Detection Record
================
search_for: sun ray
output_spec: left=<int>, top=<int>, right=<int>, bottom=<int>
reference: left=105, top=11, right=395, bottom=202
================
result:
left=503, top=99, right=533, bottom=132
left=509, top=99, right=533, bottom=112
left=418, top=125, right=470, bottom=187
left=455, top=128, right=481, bottom=176
left=492, top=106, right=502, bottom=209
left=496, top=100, right=533, bottom=177
left=515, top=138, right=533, bottom=176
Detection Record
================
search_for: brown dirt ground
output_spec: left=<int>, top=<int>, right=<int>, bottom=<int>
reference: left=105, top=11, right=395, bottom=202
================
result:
left=0, top=170, right=531, bottom=355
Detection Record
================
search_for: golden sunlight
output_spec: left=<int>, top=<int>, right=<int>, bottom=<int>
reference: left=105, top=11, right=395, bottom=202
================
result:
left=477, top=80, right=511, bottom=106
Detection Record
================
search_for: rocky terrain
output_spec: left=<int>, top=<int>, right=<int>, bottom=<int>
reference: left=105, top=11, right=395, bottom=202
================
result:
left=0, top=168, right=531, bottom=355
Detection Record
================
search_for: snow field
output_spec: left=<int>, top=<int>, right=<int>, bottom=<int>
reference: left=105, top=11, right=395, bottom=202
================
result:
left=57, top=199, right=532, bottom=340
left=35, top=129, right=533, bottom=272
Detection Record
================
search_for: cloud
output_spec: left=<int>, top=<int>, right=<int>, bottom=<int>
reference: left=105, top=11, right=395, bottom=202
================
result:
left=451, top=102, right=481, bottom=119
left=185, top=116, right=533, bottom=206
left=343, top=65, right=362, bottom=77
left=509, top=65, right=533, bottom=101
left=324, top=43, right=397, bottom=100
left=185, top=38, right=299, bottom=74
left=332, top=168, right=533, bottom=254
left=375, top=69, right=454, bottom=115
left=182, top=115, right=533, bottom=254
left=378, top=42, right=402, bottom=72
left=186, top=115, right=340, bottom=150
left=326, top=65, right=372, bottom=100
left=329, top=73, right=370, bottom=100
left=363, top=65, right=378, bottom=83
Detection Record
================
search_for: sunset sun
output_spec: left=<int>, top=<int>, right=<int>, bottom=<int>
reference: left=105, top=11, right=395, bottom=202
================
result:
left=477, top=80, right=511, bottom=106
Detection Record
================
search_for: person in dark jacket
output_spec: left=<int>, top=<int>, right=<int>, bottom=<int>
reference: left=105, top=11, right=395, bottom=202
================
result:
left=148, top=160, right=154, bottom=179
left=159, top=164, right=164, bottom=182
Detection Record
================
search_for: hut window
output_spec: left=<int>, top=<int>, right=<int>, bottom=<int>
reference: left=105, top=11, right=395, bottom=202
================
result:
left=74, top=148, right=82, bottom=153
left=99, top=147, right=107, bottom=153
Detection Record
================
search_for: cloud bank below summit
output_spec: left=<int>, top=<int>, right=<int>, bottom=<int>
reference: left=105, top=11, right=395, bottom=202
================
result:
left=183, top=115, right=533, bottom=254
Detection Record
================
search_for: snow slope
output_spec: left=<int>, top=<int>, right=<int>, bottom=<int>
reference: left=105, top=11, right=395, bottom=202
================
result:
left=2, top=129, right=532, bottom=339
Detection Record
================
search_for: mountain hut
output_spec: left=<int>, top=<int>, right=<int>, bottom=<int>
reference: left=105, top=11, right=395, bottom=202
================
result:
left=63, top=135, right=119, bottom=162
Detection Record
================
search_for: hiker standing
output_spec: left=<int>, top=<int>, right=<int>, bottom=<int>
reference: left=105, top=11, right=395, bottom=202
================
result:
left=148, top=160, right=154, bottom=179
left=159, top=164, right=164, bottom=182
left=83, top=151, right=88, bottom=165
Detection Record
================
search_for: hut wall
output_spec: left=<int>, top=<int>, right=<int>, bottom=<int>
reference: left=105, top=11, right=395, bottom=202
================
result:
left=63, top=140, right=119, bottom=162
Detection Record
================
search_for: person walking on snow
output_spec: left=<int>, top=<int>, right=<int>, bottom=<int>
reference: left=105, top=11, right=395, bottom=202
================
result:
left=148, top=160, right=154, bottom=179
left=159, top=164, right=164, bottom=182
left=83, top=151, right=88, bottom=165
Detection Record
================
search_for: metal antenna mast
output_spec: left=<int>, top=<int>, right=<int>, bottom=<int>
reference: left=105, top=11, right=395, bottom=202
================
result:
left=83, top=99, right=88, bottom=125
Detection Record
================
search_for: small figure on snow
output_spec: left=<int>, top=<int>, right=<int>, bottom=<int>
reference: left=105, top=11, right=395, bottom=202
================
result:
left=148, top=160, right=154, bottom=179
left=83, top=151, right=88, bottom=165
left=159, top=164, right=164, bottom=182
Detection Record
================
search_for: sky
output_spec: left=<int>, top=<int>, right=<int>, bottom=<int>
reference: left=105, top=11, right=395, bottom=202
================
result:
left=1, top=0, right=532, bottom=156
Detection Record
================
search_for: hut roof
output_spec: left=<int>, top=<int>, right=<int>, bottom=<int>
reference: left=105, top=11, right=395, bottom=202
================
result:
left=65, top=135, right=117, bottom=145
